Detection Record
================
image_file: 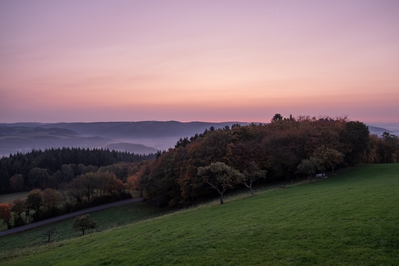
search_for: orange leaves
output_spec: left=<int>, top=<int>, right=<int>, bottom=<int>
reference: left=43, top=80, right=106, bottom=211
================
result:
left=0, top=203, right=13, bottom=227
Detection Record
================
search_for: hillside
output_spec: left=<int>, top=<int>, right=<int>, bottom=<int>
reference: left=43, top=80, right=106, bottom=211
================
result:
left=1, top=164, right=398, bottom=265
left=0, top=126, right=113, bottom=157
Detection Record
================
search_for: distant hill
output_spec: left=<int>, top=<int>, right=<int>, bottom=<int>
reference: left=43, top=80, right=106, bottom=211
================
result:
left=0, top=121, right=246, bottom=138
left=34, top=121, right=246, bottom=139
left=0, top=121, right=247, bottom=157
left=105, top=143, right=158, bottom=154
left=367, top=123, right=399, bottom=136
left=368, top=126, right=391, bottom=136
left=0, top=126, right=79, bottom=137
left=0, top=126, right=114, bottom=157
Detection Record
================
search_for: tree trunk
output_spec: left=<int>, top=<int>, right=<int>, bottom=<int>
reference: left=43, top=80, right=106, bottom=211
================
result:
left=219, top=193, right=224, bottom=204
left=244, top=181, right=254, bottom=195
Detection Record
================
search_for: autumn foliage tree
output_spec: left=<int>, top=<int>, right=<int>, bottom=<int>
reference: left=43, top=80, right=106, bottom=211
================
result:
left=0, top=203, right=13, bottom=229
left=136, top=117, right=378, bottom=207
left=42, top=188, right=62, bottom=216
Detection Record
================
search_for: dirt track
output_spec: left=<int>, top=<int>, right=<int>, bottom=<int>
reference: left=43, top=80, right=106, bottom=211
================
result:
left=0, top=197, right=143, bottom=238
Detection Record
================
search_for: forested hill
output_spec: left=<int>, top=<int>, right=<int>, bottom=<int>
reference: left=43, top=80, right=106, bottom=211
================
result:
left=134, top=117, right=399, bottom=207
left=0, top=148, right=156, bottom=194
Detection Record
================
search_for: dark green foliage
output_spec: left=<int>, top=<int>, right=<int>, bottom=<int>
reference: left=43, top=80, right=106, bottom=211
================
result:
left=0, top=148, right=156, bottom=194
left=296, top=158, right=319, bottom=182
left=28, top=168, right=53, bottom=189
left=340, top=121, right=370, bottom=163
left=0, top=161, right=10, bottom=193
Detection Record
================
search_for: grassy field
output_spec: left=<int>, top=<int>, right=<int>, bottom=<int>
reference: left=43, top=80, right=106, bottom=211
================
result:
left=0, top=201, right=167, bottom=252
left=1, top=164, right=398, bottom=265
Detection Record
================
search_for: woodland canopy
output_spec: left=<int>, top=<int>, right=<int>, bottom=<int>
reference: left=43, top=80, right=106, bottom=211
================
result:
left=136, top=116, right=398, bottom=207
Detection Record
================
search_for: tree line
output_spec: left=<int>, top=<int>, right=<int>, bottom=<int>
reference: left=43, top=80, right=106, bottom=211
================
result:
left=129, top=115, right=398, bottom=207
left=0, top=147, right=156, bottom=194
left=0, top=167, right=138, bottom=229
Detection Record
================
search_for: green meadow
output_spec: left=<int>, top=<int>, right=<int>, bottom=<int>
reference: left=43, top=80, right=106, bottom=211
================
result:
left=1, top=164, right=398, bottom=265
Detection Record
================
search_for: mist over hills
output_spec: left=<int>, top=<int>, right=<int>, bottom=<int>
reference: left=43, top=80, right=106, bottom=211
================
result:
left=0, top=121, right=396, bottom=158
left=367, top=123, right=399, bottom=136
left=0, top=121, right=246, bottom=157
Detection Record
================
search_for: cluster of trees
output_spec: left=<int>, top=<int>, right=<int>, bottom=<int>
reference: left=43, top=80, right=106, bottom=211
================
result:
left=0, top=148, right=157, bottom=229
left=0, top=147, right=156, bottom=193
left=128, top=116, right=397, bottom=207
left=363, top=132, right=399, bottom=163
left=0, top=169, right=134, bottom=229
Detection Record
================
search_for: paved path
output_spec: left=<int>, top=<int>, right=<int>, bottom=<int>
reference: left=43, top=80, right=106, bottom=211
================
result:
left=0, top=197, right=143, bottom=238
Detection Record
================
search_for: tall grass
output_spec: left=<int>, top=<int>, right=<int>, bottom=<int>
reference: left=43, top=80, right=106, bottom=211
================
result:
left=1, top=164, right=399, bottom=265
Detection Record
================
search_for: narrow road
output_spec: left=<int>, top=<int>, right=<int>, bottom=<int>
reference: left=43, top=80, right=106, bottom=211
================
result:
left=0, top=197, right=143, bottom=238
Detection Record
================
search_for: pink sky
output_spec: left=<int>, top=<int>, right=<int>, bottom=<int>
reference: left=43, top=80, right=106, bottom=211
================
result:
left=1, top=0, right=398, bottom=123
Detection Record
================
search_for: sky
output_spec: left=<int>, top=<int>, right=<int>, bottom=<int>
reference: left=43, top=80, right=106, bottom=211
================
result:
left=1, top=0, right=398, bottom=123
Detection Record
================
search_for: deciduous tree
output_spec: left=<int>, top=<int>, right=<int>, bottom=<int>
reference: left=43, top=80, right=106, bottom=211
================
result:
left=296, top=158, right=319, bottom=182
left=42, top=188, right=62, bottom=212
left=197, top=162, right=244, bottom=204
left=25, top=189, right=43, bottom=217
left=0, top=203, right=13, bottom=229
left=243, top=161, right=266, bottom=195
left=313, top=146, right=344, bottom=174
left=73, top=214, right=97, bottom=235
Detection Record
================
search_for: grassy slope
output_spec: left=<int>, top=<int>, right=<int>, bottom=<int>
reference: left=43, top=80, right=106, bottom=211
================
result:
left=1, top=164, right=399, bottom=265
left=0, top=202, right=166, bottom=252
